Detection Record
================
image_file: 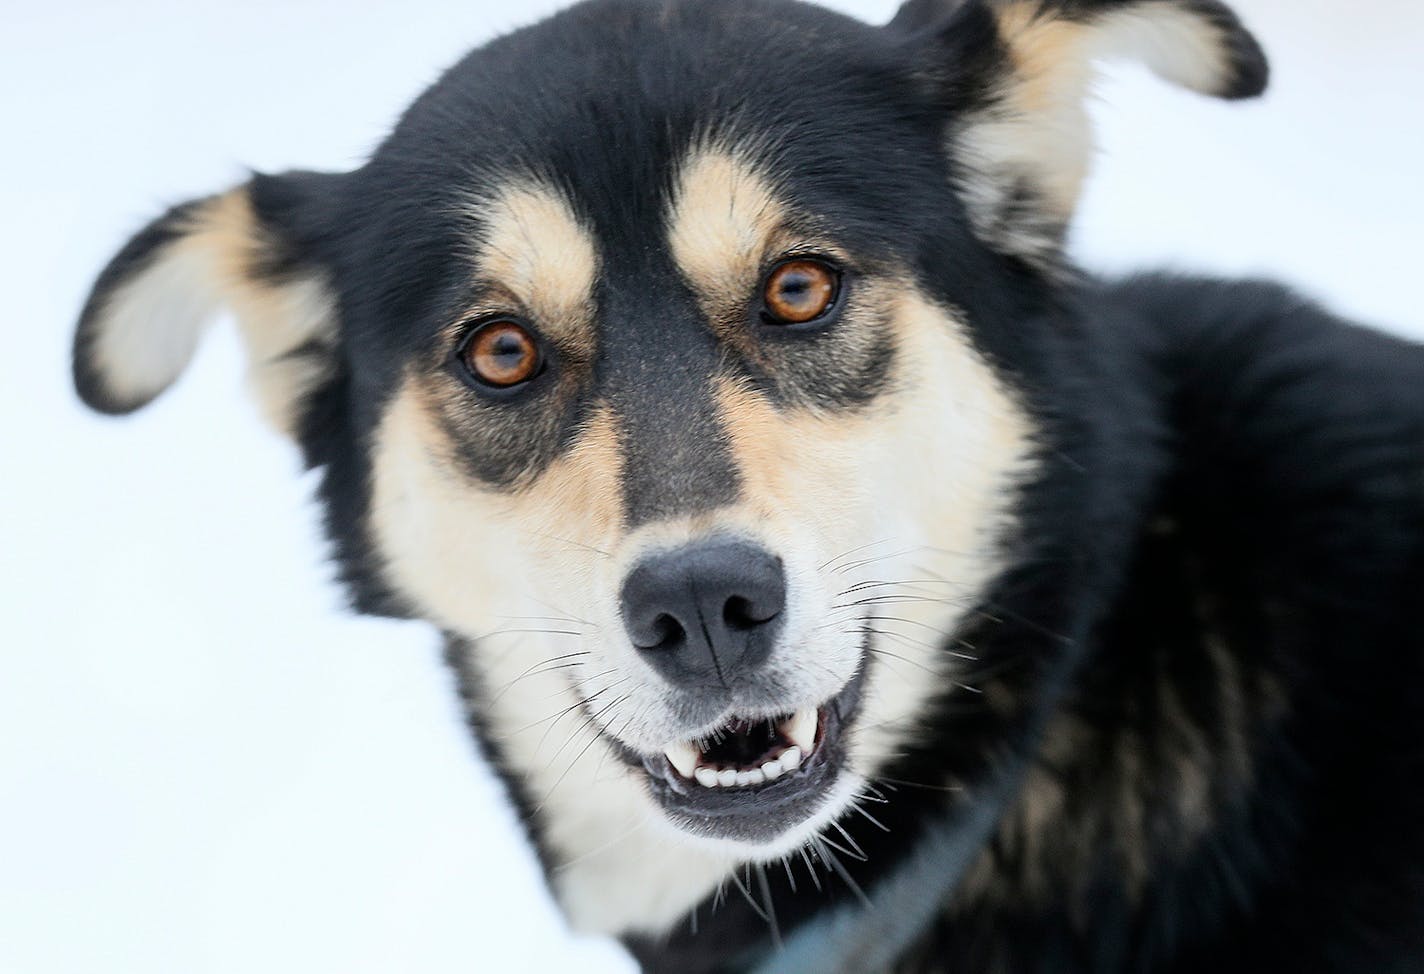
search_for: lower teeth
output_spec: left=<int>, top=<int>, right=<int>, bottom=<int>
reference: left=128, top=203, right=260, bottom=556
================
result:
left=683, top=743, right=806, bottom=789
left=661, top=707, right=820, bottom=788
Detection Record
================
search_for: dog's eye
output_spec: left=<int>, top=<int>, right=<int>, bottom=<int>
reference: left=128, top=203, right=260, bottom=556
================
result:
left=762, top=259, right=840, bottom=325
left=461, top=320, right=543, bottom=388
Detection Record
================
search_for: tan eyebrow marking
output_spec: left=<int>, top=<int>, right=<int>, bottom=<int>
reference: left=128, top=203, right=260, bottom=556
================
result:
left=470, top=180, right=599, bottom=351
left=666, top=145, right=788, bottom=304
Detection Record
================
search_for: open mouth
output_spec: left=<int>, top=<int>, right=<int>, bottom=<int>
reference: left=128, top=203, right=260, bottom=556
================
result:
left=662, top=707, right=822, bottom=789
left=632, top=666, right=866, bottom=845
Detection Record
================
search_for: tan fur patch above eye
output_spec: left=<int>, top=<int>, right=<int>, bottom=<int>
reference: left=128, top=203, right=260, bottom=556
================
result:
left=666, top=145, right=787, bottom=307
left=472, top=181, right=599, bottom=352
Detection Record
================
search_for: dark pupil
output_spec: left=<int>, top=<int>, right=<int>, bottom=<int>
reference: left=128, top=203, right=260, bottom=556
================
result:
left=779, top=271, right=816, bottom=307
left=489, top=332, right=528, bottom=367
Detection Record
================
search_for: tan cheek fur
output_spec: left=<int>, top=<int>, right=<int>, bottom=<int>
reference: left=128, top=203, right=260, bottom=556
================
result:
left=368, top=377, right=627, bottom=656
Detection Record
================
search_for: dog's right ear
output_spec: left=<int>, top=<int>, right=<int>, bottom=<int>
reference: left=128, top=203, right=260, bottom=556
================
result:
left=73, top=171, right=345, bottom=439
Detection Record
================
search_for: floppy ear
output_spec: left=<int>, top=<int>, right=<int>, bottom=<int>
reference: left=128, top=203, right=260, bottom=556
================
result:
left=892, top=0, right=1268, bottom=268
left=73, top=171, right=345, bottom=437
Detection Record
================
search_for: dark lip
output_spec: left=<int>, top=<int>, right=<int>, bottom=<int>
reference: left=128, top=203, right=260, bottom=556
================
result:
left=628, top=661, right=868, bottom=844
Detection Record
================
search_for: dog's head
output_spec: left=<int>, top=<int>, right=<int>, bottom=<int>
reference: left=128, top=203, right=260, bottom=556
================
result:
left=73, top=0, right=1264, bottom=933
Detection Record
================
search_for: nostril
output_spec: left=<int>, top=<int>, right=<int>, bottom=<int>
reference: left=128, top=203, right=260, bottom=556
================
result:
left=649, top=612, right=685, bottom=650
left=723, top=595, right=778, bottom=632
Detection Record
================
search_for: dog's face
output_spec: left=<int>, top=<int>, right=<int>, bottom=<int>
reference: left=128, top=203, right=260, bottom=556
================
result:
left=72, top=0, right=1264, bottom=936
left=370, top=140, right=1036, bottom=852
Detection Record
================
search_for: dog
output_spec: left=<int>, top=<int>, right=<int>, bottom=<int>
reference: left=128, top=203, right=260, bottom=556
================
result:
left=70, top=0, right=1424, bottom=970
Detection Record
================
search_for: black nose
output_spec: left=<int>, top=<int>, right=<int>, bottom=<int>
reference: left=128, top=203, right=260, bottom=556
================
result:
left=620, top=540, right=786, bottom=690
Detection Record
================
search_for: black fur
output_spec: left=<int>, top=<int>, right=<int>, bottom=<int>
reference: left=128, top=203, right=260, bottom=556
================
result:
left=73, top=0, right=1421, bottom=969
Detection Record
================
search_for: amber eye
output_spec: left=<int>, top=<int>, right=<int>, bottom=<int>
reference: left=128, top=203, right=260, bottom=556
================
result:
left=461, top=320, right=542, bottom=388
left=762, top=258, right=840, bottom=325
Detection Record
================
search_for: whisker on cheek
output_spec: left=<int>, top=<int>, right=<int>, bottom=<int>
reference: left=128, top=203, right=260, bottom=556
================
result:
left=829, top=546, right=930, bottom=576
left=857, top=623, right=980, bottom=663
left=544, top=691, right=631, bottom=772
left=478, top=626, right=589, bottom=638
left=491, top=674, right=625, bottom=742
left=492, top=612, right=602, bottom=627
left=487, top=651, right=594, bottom=703
left=538, top=695, right=633, bottom=809
left=524, top=528, right=614, bottom=559
left=837, top=577, right=970, bottom=595
left=862, top=645, right=941, bottom=678
left=817, top=536, right=903, bottom=573
left=521, top=593, right=603, bottom=629
left=537, top=667, right=619, bottom=702
left=829, top=593, right=973, bottom=611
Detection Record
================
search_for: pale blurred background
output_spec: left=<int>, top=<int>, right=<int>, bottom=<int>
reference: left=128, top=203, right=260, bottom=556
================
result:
left=1, top=2, right=1420, bottom=972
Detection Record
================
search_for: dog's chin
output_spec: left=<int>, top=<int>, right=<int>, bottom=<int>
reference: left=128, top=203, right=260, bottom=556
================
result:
left=620, top=664, right=868, bottom=857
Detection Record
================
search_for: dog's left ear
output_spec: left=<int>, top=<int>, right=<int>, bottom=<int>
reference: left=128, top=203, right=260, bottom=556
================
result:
left=890, top=0, right=1268, bottom=267
left=72, top=170, right=346, bottom=439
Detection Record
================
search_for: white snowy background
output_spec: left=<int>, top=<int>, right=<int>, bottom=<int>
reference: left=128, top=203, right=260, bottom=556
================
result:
left=2, top=2, right=1420, bottom=972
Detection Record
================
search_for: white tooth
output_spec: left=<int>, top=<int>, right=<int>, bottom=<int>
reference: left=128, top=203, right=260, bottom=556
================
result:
left=782, top=707, right=818, bottom=753
left=761, top=759, right=784, bottom=780
left=663, top=741, right=700, bottom=779
left=717, top=768, right=739, bottom=787
left=695, top=767, right=720, bottom=788
left=746, top=768, right=766, bottom=786
left=736, top=770, right=755, bottom=787
left=780, top=745, right=803, bottom=771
